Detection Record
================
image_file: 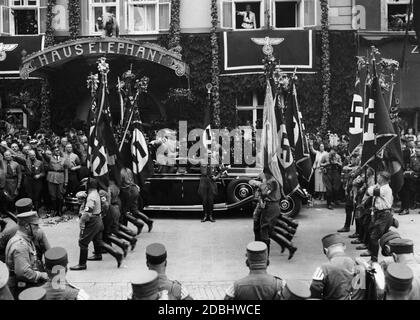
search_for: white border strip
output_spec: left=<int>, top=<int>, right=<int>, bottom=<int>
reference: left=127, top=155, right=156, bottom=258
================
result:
left=223, top=30, right=313, bottom=71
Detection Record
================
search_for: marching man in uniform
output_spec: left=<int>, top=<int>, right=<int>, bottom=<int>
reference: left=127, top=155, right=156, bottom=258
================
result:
left=5, top=211, right=49, bottom=299
left=145, top=243, right=192, bottom=300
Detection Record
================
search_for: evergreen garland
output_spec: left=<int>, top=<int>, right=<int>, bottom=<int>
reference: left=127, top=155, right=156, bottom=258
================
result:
left=168, top=0, right=182, bottom=53
left=68, top=0, right=81, bottom=39
left=320, top=0, right=331, bottom=135
left=40, top=79, right=51, bottom=132
left=45, top=0, right=56, bottom=47
left=210, top=0, right=221, bottom=127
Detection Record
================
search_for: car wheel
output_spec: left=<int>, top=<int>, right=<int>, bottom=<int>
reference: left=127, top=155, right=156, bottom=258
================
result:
left=280, top=194, right=302, bottom=218
left=227, top=178, right=254, bottom=204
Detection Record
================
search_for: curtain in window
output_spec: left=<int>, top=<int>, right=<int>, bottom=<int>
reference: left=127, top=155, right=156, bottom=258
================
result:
left=133, top=5, right=155, bottom=31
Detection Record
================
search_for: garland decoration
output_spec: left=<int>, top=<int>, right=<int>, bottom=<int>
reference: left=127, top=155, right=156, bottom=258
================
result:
left=40, top=79, right=52, bottom=132
left=168, top=0, right=182, bottom=54
left=45, top=0, right=56, bottom=47
left=210, top=0, right=221, bottom=127
left=320, top=0, right=330, bottom=135
left=68, top=0, right=81, bottom=39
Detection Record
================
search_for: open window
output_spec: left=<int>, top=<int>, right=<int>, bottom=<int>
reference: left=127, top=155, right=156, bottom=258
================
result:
left=89, top=0, right=119, bottom=35
left=221, top=0, right=263, bottom=30
left=272, top=0, right=317, bottom=29
left=126, top=0, right=170, bottom=34
left=387, top=0, right=413, bottom=31
left=236, top=90, right=264, bottom=129
left=9, top=0, right=47, bottom=35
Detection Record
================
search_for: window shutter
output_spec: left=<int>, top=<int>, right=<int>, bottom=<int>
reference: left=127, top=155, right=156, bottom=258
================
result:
left=158, top=0, right=170, bottom=31
left=303, top=0, right=316, bottom=27
left=221, top=0, right=233, bottom=29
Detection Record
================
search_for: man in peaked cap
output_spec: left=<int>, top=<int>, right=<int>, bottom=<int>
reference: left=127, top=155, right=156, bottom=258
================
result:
left=384, top=263, right=413, bottom=300
left=42, top=247, right=89, bottom=300
left=310, top=233, right=364, bottom=300
left=18, top=287, right=46, bottom=300
left=382, top=238, right=420, bottom=300
left=129, top=270, right=160, bottom=300
left=0, top=261, right=13, bottom=300
left=5, top=211, right=48, bottom=299
left=145, top=243, right=192, bottom=300
left=224, top=241, right=284, bottom=300
left=280, top=280, right=311, bottom=300
left=15, top=198, right=51, bottom=262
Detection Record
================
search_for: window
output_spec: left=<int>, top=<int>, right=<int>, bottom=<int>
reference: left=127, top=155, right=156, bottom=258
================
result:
left=89, top=0, right=118, bottom=35
left=387, top=0, right=413, bottom=31
left=236, top=91, right=264, bottom=128
left=221, top=0, right=263, bottom=30
left=8, top=0, right=47, bottom=35
left=272, top=0, right=317, bottom=29
left=0, top=0, right=10, bottom=34
left=126, top=0, right=170, bottom=34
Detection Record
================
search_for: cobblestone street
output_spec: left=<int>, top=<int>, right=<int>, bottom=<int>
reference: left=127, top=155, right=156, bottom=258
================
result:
left=41, top=203, right=420, bottom=300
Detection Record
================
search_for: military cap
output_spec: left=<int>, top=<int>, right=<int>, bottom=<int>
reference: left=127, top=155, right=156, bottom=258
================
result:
left=146, top=243, right=167, bottom=265
left=246, top=241, right=268, bottom=269
left=321, top=233, right=345, bottom=249
left=18, top=287, right=47, bottom=300
left=131, top=270, right=159, bottom=300
left=15, top=198, right=33, bottom=214
left=389, top=239, right=414, bottom=255
left=76, top=191, right=87, bottom=199
left=0, top=261, right=9, bottom=289
left=17, top=211, right=40, bottom=226
left=45, top=247, right=68, bottom=270
left=282, top=280, right=311, bottom=300
left=380, top=231, right=401, bottom=256
left=386, top=263, right=413, bottom=293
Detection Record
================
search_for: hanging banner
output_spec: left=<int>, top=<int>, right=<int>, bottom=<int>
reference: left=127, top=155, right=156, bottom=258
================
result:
left=222, top=30, right=315, bottom=75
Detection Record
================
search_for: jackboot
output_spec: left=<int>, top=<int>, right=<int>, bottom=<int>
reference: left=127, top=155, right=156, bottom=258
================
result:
left=270, top=232, right=286, bottom=253
left=115, top=230, right=137, bottom=251
left=108, top=235, right=129, bottom=258
left=119, top=224, right=137, bottom=237
left=273, top=226, right=294, bottom=241
left=276, top=220, right=296, bottom=235
left=56, top=199, right=63, bottom=216
left=201, top=215, right=208, bottom=223
left=101, top=242, right=123, bottom=268
left=126, top=214, right=144, bottom=235
left=132, top=210, right=154, bottom=231
left=278, top=215, right=299, bottom=229
left=70, top=248, right=88, bottom=271
left=270, top=233, right=297, bottom=260
left=87, top=253, right=102, bottom=261
left=208, top=214, right=216, bottom=223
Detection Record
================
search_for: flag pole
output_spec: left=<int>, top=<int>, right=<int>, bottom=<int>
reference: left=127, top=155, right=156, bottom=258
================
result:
left=119, top=93, right=139, bottom=152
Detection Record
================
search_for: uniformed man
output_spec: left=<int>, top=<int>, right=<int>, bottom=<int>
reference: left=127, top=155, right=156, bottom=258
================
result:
left=23, top=150, right=45, bottom=210
left=360, top=171, right=394, bottom=261
left=0, top=213, right=18, bottom=263
left=224, top=241, right=284, bottom=300
left=310, top=233, right=364, bottom=300
left=279, top=280, right=311, bottom=300
left=145, top=243, right=192, bottom=300
left=44, top=146, right=68, bottom=216
left=383, top=238, right=420, bottom=300
left=18, top=287, right=46, bottom=300
left=63, top=143, right=81, bottom=196
left=384, top=263, right=413, bottom=300
left=5, top=211, right=48, bottom=299
left=0, top=261, right=13, bottom=300
left=2, top=150, right=22, bottom=210
left=249, top=170, right=282, bottom=257
left=129, top=270, right=161, bottom=300
left=70, top=179, right=122, bottom=271
left=120, top=166, right=153, bottom=232
left=42, top=247, right=89, bottom=300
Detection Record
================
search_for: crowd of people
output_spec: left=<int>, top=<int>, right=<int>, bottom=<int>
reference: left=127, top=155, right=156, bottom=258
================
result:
left=1, top=124, right=420, bottom=300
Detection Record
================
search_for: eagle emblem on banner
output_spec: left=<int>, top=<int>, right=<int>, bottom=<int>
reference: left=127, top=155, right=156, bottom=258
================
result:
left=0, top=43, right=18, bottom=61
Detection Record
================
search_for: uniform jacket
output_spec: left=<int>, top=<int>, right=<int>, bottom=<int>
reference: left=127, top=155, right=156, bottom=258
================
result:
left=3, top=160, right=22, bottom=189
left=42, top=279, right=89, bottom=300
left=5, top=231, right=43, bottom=287
left=24, top=158, right=45, bottom=179
left=225, top=270, right=283, bottom=300
left=0, top=218, right=18, bottom=262
left=310, top=252, right=364, bottom=300
left=157, top=273, right=192, bottom=300
left=45, top=155, right=68, bottom=185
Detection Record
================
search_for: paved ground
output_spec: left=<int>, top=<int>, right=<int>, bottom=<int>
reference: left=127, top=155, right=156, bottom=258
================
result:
left=41, top=202, right=420, bottom=300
